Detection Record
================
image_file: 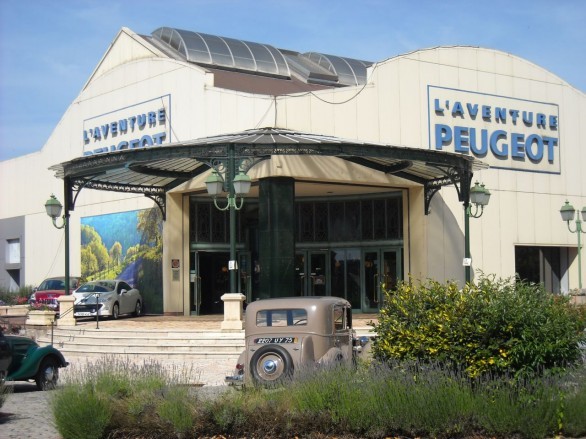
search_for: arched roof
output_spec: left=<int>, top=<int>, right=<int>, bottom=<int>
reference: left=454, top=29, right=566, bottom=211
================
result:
left=50, top=128, right=487, bottom=219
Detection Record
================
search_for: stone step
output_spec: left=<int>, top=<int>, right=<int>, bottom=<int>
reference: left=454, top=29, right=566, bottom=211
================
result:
left=41, top=333, right=244, bottom=346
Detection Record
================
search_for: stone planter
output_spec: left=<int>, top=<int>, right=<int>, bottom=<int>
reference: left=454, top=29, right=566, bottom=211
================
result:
left=0, top=304, right=29, bottom=317
left=26, top=310, right=57, bottom=326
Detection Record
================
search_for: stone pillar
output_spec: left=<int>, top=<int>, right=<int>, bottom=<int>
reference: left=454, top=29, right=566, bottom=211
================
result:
left=221, top=293, right=245, bottom=331
left=258, top=177, right=295, bottom=298
left=57, top=295, right=76, bottom=326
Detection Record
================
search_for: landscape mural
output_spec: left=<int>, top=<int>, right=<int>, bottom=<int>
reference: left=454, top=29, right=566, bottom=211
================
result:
left=80, top=207, right=163, bottom=314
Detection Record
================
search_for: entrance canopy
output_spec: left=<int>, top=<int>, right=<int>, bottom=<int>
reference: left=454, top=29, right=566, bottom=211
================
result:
left=49, top=127, right=488, bottom=218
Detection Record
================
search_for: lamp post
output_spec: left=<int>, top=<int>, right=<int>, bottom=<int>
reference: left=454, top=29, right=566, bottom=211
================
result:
left=560, top=200, right=586, bottom=291
left=44, top=194, right=70, bottom=302
left=205, top=145, right=252, bottom=296
left=464, top=182, right=491, bottom=283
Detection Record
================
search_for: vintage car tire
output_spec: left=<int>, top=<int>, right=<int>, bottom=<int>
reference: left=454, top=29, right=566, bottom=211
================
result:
left=35, top=357, right=59, bottom=391
left=111, top=303, right=120, bottom=320
left=133, top=301, right=142, bottom=317
left=250, top=345, right=294, bottom=386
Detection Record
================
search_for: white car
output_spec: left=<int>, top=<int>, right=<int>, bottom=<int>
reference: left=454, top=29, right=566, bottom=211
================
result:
left=73, top=280, right=142, bottom=319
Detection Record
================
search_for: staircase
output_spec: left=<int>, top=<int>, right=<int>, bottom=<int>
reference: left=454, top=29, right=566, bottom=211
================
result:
left=36, top=326, right=245, bottom=386
left=32, top=316, right=375, bottom=386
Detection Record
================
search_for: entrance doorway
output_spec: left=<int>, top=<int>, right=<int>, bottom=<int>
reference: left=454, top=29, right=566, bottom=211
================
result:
left=295, top=251, right=328, bottom=297
left=190, top=251, right=229, bottom=315
left=363, top=249, right=400, bottom=312
left=190, top=250, right=256, bottom=315
left=296, top=247, right=402, bottom=312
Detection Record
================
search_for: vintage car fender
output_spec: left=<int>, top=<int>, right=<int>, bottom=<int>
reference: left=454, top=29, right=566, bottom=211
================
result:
left=7, top=345, right=68, bottom=381
left=316, top=346, right=344, bottom=366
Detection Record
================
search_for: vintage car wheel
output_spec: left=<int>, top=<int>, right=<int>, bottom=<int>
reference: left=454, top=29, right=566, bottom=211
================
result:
left=250, top=345, right=294, bottom=385
left=133, top=301, right=142, bottom=317
left=36, top=357, right=59, bottom=391
left=111, top=303, right=120, bottom=320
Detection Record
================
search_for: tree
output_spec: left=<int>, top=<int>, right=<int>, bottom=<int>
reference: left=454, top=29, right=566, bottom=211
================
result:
left=137, top=207, right=163, bottom=246
left=109, top=242, right=122, bottom=266
left=81, top=247, right=99, bottom=278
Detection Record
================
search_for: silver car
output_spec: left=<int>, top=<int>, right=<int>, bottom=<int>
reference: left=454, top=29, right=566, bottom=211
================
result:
left=73, top=280, right=142, bottom=319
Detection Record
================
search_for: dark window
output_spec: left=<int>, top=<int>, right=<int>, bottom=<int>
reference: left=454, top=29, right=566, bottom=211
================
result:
left=296, top=195, right=402, bottom=243
left=515, top=246, right=561, bottom=294
left=190, top=199, right=246, bottom=244
left=256, top=309, right=307, bottom=327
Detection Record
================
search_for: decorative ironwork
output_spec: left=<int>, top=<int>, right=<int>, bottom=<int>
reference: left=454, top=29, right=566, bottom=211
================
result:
left=49, top=128, right=488, bottom=221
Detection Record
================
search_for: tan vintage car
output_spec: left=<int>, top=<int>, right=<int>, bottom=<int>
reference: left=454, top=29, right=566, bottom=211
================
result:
left=226, top=296, right=369, bottom=386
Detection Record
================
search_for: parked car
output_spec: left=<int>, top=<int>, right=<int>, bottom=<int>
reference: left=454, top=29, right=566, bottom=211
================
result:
left=73, top=280, right=142, bottom=320
left=29, top=276, right=81, bottom=312
left=225, top=296, right=369, bottom=386
left=0, top=330, right=68, bottom=390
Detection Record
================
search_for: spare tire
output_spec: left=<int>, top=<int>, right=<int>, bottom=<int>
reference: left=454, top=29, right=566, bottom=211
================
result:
left=250, top=344, right=294, bottom=386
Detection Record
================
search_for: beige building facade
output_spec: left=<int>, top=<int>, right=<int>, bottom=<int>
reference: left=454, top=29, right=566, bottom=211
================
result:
left=1, top=27, right=584, bottom=315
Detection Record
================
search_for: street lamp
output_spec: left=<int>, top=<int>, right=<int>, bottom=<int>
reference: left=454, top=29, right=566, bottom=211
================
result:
left=45, top=194, right=70, bottom=308
left=464, top=182, right=491, bottom=283
left=45, top=195, right=66, bottom=229
left=560, top=200, right=586, bottom=290
left=205, top=146, right=252, bottom=295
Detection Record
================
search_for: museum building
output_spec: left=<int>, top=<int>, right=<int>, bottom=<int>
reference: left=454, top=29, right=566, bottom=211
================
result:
left=0, top=26, right=584, bottom=315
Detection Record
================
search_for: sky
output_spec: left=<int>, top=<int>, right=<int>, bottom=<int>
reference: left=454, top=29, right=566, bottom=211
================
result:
left=0, top=0, right=584, bottom=161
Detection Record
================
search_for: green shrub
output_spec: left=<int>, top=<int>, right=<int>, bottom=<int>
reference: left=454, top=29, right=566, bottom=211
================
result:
left=156, top=386, right=196, bottom=434
left=0, top=285, right=33, bottom=305
left=371, top=275, right=586, bottom=378
left=50, top=354, right=586, bottom=438
left=52, top=385, right=112, bottom=439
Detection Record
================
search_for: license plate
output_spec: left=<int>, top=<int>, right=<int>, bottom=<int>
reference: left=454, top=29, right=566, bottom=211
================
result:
left=254, top=337, right=297, bottom=344
left=75, top=312, right=93, bottom=316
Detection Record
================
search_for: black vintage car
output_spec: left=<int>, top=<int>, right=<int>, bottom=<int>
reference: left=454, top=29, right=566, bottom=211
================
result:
left=0, top=330, right=68, bottom=390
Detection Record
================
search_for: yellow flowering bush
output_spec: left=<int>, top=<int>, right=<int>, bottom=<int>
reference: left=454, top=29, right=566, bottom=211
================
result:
left=371, top=275, right=586, bottom=379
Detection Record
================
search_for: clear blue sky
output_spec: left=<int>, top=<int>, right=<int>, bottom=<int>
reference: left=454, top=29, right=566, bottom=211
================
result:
left=1, top=0, right=584, bottom=161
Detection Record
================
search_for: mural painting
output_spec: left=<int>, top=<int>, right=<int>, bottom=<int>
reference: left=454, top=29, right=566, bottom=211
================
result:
left=80, top=206, right=163, bottom=314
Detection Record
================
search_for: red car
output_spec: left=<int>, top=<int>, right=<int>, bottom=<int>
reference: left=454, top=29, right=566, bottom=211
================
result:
left=29, top=277, right=81, bottom=312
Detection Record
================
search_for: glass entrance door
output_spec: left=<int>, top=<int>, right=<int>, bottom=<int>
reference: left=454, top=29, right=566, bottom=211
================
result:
left=363, top=249, right=400, bottom=312
left=190, top=251, right=201, bottom=315
left=295, top=251, right=328, bottom=296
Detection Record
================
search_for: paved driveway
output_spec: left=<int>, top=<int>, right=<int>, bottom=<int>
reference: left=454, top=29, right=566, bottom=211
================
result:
left=1, top=383, right=61, bottom=439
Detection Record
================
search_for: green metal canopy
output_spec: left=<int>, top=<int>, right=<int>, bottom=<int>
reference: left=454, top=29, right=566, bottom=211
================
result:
left=49, top=127, right=488, bottom=218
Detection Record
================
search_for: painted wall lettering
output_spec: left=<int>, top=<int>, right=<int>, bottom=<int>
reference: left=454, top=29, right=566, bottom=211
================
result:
left=82, top=96, right=172, bottom=157
left=428, top=87, right=560, bottom=173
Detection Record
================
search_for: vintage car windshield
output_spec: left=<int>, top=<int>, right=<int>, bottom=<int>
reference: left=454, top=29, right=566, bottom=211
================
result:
left=256, top=309, right=307, bottom=327
left=77, top=281, right=116, bottom=293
